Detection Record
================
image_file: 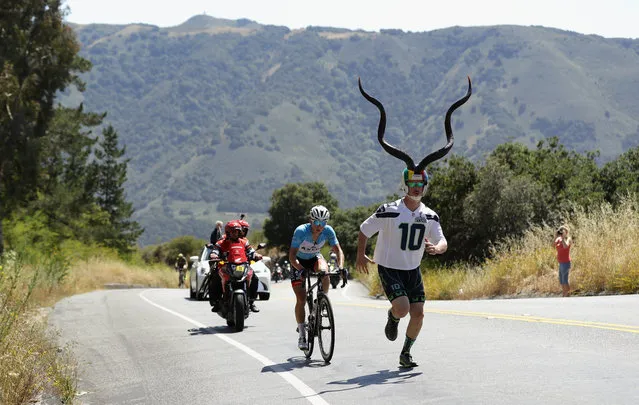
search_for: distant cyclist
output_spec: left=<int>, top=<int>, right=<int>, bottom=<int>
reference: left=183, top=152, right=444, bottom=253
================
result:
left=175, top=253, right=188, bottom=288
left=289, top=205, right=344, bottom=350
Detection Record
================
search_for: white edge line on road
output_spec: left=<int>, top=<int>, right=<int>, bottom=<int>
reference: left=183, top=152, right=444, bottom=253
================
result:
left=138, top=291, right=330, bottom=405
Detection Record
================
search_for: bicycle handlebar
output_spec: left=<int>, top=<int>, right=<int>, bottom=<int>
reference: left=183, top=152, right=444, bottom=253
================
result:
left=302, top=268, right=343, bottom=277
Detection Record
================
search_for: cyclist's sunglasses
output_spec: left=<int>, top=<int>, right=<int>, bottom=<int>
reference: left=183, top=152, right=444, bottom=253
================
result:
left=312, top=219, right=327, bottom=227
left=406, top=181, right=425, bottom=188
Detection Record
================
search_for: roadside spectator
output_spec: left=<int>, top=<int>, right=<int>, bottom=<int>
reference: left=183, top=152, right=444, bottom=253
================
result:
left=210, top=220, right=223, bottom=245
left=554, top=225, right=572, bottom=297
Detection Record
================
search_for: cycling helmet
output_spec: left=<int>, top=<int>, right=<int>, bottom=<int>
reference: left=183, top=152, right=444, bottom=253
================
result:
left=226, top=220, right=243, bottom=240
left=238, top=219, right=250, bottom=237
left=309, top=205, right=330, bottom=221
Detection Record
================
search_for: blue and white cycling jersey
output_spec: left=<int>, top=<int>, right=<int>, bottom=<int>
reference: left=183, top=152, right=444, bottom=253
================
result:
left=291, top=223, right=339, bottom=260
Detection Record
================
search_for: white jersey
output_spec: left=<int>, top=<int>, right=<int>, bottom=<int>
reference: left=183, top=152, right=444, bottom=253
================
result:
left=360, top=198, right=446, bottom=270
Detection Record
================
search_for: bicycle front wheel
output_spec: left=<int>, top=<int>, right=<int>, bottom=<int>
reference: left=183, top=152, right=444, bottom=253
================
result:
left=316, top=294, right=335, bottom=363
left=304, top=314, right=315, bottom=359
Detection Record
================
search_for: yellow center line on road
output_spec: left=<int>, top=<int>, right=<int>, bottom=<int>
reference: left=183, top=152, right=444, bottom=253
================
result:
left=276, top=298, right=639, bottom=335
left=425, top=308, right=639, bottom=334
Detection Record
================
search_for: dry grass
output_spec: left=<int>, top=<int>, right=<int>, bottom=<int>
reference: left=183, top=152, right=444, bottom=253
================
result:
left=0, top=255, right=177, bottom=404
left=363, top=197, right=639, bottom=300
left=30, top=257, right=176, bottom=307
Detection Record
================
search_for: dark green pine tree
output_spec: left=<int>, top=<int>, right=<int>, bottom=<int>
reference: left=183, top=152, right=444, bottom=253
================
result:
left=93, top=125, right=143, bottom=253
left=0, top=0, right=91, bottom=255
left=29, top=105, right=107, bottom=243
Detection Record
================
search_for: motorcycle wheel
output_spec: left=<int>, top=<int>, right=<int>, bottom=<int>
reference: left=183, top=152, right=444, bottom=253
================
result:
left=233, top=294, right=245, bottom=332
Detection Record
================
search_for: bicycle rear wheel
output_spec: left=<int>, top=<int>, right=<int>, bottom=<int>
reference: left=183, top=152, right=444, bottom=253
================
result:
left=316, top=294, right=335, bottom=362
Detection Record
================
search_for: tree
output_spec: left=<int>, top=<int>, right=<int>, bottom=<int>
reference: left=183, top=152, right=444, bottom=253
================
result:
left=488, top=138, right=604, bottom=218
left=93, top=125, right=143, bottom=253
left=263, top=182, right=338, bottom=249
left=331, top=204, right=379, bottom=264
left=0, top=0, right=90, bottom=254
left=599, top=146, right=639, bottom=205
left=463, top=161, right=545, bottom=260
left=28, top=105, right=107, bottom=242
left=426, top=155, right=478, bottom=262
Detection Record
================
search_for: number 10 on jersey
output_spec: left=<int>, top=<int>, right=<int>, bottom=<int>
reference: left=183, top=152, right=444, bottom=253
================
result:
left=399, top=223, right=426, bottom=251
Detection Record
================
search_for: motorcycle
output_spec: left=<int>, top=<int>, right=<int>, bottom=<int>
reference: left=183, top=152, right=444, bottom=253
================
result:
left=282, top=261, right=291, bottom=279
left=210, top=242, right=266, bottom=332
left=329, top=264, right=349, bottom=289
left=328, top=262, right=340, bottom=289
left=272, top=264, right=283, bottom=283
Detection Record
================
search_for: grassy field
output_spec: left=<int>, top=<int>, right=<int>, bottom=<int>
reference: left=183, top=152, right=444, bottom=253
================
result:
left=2, top=198, right=638, bottom=403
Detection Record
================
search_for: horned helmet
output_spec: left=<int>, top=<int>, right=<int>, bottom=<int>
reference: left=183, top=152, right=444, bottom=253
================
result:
left=358, top=76, right=472, bottom=201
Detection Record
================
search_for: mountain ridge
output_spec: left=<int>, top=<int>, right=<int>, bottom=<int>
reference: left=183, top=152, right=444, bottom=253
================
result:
left=63, top=16, right=639, bottom=245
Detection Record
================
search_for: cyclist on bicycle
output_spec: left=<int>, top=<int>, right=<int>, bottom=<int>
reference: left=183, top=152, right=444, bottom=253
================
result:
left=289, top=205, right=344, bottom=350
left=175, top=253, right=188, bottom=288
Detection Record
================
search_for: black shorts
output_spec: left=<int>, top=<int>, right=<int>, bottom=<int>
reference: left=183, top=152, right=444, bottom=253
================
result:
left=378, top=265, right=425, bottom=303
left=291, top=255, right=320, bottom=287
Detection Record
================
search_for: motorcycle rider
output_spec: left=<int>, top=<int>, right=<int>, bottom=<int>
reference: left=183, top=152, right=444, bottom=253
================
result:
left=237, top=217, right=262, bottom=312
left=175, top=253, right=188, bottom=288
left=329, top=251, right=348, bottom=288
left=273, top=263, right=283, bottom=282
left=282, top=259, right=291, bottom=279
left=209, top=220, right=262, bottom=313
left=238, top=218, right=251, bottom=239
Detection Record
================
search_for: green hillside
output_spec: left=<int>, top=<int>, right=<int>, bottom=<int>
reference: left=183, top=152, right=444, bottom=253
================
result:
left=63, top=16, right=639, bottom=245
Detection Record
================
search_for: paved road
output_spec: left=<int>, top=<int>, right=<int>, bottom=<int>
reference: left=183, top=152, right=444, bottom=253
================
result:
left=49, top=281, right=639, bottom=404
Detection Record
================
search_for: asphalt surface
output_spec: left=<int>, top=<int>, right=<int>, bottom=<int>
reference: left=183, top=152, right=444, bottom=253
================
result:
left=48, top=280, right=639, bottom=404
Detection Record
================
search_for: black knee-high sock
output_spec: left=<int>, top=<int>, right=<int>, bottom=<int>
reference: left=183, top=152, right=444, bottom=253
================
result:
left=402, top=335, right=416, bottom=354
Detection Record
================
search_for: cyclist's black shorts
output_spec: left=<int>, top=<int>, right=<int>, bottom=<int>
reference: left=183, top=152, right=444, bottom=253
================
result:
left=378, top=264, right=425, bottom=303
left=291, top=255, right=321, bottom=287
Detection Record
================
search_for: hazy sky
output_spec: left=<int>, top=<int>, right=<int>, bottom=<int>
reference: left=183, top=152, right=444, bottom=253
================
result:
left=64, top=0, right=636, bottom=39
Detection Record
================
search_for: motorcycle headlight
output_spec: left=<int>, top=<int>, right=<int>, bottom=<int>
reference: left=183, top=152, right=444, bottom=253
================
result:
left=231, top=264, right=245, bottom=277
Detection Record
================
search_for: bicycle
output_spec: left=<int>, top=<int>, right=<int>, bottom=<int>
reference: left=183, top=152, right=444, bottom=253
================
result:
left=302, top=268, right=338, bottom=363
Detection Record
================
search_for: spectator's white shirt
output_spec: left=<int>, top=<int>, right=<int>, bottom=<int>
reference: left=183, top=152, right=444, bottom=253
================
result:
left=360, top=198, right=446, bottom=270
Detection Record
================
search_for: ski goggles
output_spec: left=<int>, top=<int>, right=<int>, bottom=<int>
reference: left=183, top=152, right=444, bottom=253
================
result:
left=312, top=219, right=327, bottom=227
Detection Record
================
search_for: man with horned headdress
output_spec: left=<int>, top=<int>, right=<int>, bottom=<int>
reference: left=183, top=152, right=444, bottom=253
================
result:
left=356, top=77, right=472, bottom=368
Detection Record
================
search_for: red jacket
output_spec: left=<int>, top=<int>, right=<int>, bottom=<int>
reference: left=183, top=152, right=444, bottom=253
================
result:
left=212, top=237, right=256, bottom=264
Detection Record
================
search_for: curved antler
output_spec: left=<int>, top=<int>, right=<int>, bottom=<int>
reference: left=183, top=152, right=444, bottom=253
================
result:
left=415, top=76, right=472, bottom=172
left=358, top=78, right=416, bottom=170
